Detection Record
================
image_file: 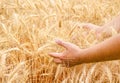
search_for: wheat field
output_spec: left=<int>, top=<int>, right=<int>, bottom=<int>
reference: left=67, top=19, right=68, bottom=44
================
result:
left=0, top=0, right=120, bottom=83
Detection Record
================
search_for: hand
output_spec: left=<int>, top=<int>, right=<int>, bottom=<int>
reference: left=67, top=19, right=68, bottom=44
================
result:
left=83, top=23, right=112, bottom=38
left=83, top=23, right=103, bottom=34
left=49, top=39, right=83, bottom=67
left=82, top=23, right=104, bottom=39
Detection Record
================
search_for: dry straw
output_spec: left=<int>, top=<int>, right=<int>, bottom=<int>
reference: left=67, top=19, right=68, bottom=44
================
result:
left=0, top=0, right=120, bottom=83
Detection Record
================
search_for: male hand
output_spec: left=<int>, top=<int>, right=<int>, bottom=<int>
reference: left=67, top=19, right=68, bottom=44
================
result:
left=49, top=39, right=84, bottom=67
left=83, top=23, right=113, bottom=39
left=83, top=23, right=102, bottom=32
left=82, top=23, right=104, bottom=39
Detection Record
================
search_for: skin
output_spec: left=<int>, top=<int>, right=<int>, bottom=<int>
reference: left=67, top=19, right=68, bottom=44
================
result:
left=83, top=15, right=120, bottom=38
left=49, top=15, right=120, bottom=67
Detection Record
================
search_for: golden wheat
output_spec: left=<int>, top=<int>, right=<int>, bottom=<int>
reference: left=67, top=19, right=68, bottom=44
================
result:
left=0, top=0, right=120, bottom=83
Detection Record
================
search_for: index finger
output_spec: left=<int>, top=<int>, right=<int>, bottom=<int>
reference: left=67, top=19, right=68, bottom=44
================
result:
left=55, top=39, right=72, bottom=49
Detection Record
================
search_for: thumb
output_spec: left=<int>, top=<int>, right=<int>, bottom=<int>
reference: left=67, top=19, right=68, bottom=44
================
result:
left=49, top=52, right=63, bottom=58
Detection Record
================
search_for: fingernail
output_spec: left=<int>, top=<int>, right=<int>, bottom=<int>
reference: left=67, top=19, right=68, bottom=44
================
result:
left=55, top=39, right=61, bottom=43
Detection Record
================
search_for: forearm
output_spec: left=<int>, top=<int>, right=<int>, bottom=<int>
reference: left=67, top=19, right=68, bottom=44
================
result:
left=81, top=34, right=120, bottom=63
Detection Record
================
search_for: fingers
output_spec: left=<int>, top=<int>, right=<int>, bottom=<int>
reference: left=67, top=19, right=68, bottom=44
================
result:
left=55, top=39, right=75, bottom=49
left=53, top=58, right=62, bottom=64
left=82, top=23, right=91, bottom=30
left=49, top=52, right=63, bottom=58
left=55, top=39, right=69, bottom=49
left=50, top=54, right=74, bottom=67
left=82, top=23, right=94, bottom=30
left=82, top=23, right=100, bottom=30
left=53, top=58, right=72, bottom=67
left=82, top=23, right=102, bottom=38
left=49, top=52, right=63, bottom=64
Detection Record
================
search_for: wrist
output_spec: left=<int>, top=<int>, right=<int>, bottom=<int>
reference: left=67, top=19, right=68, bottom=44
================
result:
left=77, top=48, right=92, bottom=64
left=78, top=46, right=100, bottom=64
